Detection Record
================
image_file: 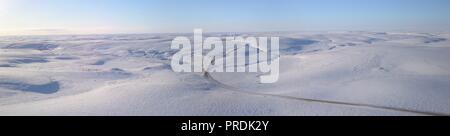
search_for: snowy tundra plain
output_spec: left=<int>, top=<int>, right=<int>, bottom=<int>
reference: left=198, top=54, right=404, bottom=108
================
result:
left=0, top=31, right=449, bottom=116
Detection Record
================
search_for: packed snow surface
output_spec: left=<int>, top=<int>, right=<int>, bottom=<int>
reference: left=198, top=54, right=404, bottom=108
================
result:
left=0, top=31, right=449, bottom=115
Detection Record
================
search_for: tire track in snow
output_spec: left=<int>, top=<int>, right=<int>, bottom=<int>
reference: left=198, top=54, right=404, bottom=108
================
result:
left=204, top=72, right=449, bottom=116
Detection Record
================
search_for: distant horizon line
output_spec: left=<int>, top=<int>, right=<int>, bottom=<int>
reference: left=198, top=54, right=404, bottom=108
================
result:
left=2, top=29, right=449, bottom=37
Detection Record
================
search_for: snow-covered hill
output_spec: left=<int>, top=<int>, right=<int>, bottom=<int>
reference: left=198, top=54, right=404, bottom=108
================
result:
left=0, top=32, right=449, bottom=115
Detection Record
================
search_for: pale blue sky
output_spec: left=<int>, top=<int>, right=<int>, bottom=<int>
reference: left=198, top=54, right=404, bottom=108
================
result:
left=1, top=0, right=450, bottom=35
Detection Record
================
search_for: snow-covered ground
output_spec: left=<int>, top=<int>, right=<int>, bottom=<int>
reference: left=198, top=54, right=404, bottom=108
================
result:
left=0, top=31, right=449, bottom=116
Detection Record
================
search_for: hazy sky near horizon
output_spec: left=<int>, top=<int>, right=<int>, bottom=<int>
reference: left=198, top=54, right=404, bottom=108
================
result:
left=1, top=0, right=450, bottom=35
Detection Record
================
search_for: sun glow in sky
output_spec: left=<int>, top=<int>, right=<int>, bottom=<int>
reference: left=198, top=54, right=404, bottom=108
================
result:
left=0, top=0, right=11, bottom=18
left=1, top=0, right=450, bottom=36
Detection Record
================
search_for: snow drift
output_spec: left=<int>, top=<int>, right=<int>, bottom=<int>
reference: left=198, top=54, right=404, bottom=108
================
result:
left=0, top=31, right=449, bottom=115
